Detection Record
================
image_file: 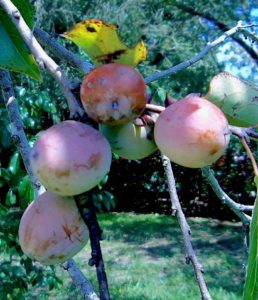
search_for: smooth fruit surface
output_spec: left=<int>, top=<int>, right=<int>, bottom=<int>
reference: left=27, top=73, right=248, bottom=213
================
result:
left=80, top=63, right=147, bottom=125
left=30, top=120, right=112, bottom=196
left=154, top=94, right=230, bottom=168
left=19, top=192, right=89, bottom=265
left=100, top=122, right=157, bottom=160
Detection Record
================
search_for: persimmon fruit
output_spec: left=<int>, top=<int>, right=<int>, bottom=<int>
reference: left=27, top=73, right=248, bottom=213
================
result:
left=19, top=191, right=89, bottom=265
left=30, top=120, right=111, bottom=196
left=154, top=94, right=230, bottom=168
left=80, top=63, right=147, bottom=125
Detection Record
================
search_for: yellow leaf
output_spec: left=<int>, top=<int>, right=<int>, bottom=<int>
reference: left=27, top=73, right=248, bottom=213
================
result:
left=62, top=19, right=147, bottom=67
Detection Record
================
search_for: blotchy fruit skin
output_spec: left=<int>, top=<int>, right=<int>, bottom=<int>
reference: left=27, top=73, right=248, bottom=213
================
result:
left=100, top=122, right=157, bottom=160
left=80, top=63, right=147, bottom=125
left=19, top=192, right=89, bottom=265
left=30, top=120, right=112, bottom=196
left=154, top=94, right=230, bottom=168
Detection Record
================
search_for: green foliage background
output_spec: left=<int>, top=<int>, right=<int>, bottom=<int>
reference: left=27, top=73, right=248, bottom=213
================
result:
left=0, top=0, right=257, bottom=298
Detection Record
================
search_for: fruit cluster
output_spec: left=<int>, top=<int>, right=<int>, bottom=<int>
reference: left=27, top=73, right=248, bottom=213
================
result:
left=19, top=63, right=230, bottom=264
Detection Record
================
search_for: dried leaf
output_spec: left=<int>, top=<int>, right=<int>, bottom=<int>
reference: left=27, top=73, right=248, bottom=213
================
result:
left=62, top=19, right=147, bottom=67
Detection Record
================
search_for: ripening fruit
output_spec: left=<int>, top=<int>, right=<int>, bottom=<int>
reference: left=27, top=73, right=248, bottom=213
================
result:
left=100, top=122, right=157, bottom=160
left=80, top=63, right=147, bottom=125
left=19, top=192, right=89, bottom=265
left=154, top=94, right=230, bottom=168
left=30, top=120, right=111, bottom=196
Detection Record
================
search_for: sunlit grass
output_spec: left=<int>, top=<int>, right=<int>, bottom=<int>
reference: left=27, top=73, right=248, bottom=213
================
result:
left=26, top=213, right=245, bottom=300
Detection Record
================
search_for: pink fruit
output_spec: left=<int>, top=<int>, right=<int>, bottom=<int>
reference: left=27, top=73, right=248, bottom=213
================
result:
left=19, top=191, right=89, bottom=265
left=30, top=120, right=111, bottom=196
left=80, top=63, right=147, bottom=125
left=154, top=94, right=230, bottom=168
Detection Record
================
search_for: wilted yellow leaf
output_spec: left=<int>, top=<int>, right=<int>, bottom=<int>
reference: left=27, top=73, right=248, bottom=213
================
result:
left=62, top=19, right=147, bottom=67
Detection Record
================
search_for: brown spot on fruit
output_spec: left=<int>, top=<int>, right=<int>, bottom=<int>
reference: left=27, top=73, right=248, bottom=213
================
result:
left=55, top=169, right=70, bottom=178
left=209, top=145, right=220, bottom=156
left=38, top=239, right=52, bottom=251
left=62, top=225, right=73, bottom=241
left=88, top=153, right=101, bottom=169
left=24, top=225, right=32, bottom=247
left=197, top=130, right=217, bottom=143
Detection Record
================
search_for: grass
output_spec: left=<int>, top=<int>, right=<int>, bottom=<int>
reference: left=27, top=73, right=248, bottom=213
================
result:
left=26, top=213, right=246, bottom=300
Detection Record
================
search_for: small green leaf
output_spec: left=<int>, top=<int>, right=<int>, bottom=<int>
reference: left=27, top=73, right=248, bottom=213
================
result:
left=5, top=189, right=17, bottom=206
left=205, top=72, right=258, bottom=127
left=243, top=176, right=258, bottom=299
left=8, top=152, right=20, bottom=175
left=0, top=0, right=41, bottom=80
left=0, top=168, right=11, bottom=181
left=104, top=200, right=111, bottom=211
left=18, top=175, right=35, bottom=209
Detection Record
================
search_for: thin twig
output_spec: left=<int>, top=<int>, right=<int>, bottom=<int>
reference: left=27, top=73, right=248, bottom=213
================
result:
left=0, top=70, right=98, bottom=300
left=76, top=196, right=110, bottom=300
left=34, top=27, right=93, bottom=74
left=238, top=205, right=254, bottom=212
left=238, top=28, right=258, bottom=44
left=202, top=166, right=251, bottom=224
left=0, top=70, right=41, bottom=195
left=63, top=259, right=99, bottom=300
left=162, top=155, right=212, bottom=300
left=0, top=0, right=85, bottom=118
left=241, top=137, right=258, bottom=177
left=145, top=103, right=165, bottom=113
left=246, top=128, right=258, bottom=140
left=145, top=22, right=257, bottom=84
left=229, top=125, right=258, bottom=176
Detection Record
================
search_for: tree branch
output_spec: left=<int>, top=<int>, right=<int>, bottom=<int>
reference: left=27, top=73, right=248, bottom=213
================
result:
left=162, top=155, right=212, bottom=300
left=175, top=3, right=258, bottom=61
left=145, top=22, right=257, bottom=84
left=76, top=196, right=110, bottom=300
left=34, top=27, right=93, bottom=74
left=0, top=70, right=41, bottom=195
left=63, top=259, right=99, bottom=300
left=201, top=166, right=251, bottom=224
left=0, top=0, right=85, bottom=118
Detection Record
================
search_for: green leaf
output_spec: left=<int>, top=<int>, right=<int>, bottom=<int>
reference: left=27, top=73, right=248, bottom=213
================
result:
left=0, top=0, right=41, bottom=80
left=205, top=72, right=258, bottom=127
left=8, top=152, right=20, bottom=175
left=243, top=175, right=258, bottom=299
left=5, top=189, right=17, bottom=206
left=0, top=168, right=11, bottom=181
left=18, top=175, right=35, bottom=209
